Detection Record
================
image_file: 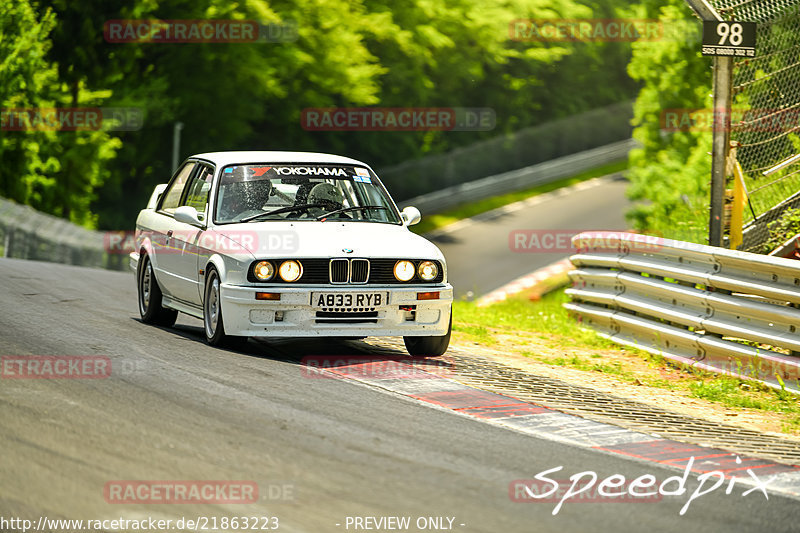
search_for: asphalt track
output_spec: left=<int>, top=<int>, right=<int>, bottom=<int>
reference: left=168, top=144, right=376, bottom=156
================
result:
left=1, top=257, right=798, bottom=532
left=429, top=174, right=630, bottom=298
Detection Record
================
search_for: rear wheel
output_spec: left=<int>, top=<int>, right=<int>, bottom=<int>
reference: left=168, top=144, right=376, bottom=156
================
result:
left=403, top=310, right=451, bottom=357
left=137, top=254, right=178, bottom=327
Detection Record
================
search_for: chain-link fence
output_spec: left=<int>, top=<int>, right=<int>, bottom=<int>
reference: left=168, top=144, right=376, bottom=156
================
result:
left=711, top=1, right=800, bottom=252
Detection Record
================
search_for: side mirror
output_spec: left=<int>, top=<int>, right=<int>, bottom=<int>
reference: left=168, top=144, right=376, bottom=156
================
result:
left=174, top=205, right=203, bottom=226
left=147, top=184, right=168, bottom=209
left=401, top=206, right=422, bottom=226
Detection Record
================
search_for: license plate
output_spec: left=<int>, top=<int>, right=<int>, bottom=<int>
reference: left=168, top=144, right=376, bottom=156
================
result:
left=312, top=292, right=388, bottom=309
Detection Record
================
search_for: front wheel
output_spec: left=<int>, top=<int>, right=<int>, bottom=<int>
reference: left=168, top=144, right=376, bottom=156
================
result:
left=202, top=268, right=248, bottom=348
left=203, top=268, right=230, bottom=346
left=138, top=254, right=178, bottom=327
left=403, top=311, right=452, bottom=357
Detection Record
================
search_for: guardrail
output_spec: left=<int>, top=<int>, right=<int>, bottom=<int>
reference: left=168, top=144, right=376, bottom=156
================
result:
left=382, top=100, right=634, bottom=202
left=0, top=197, right=125, bottom=270
left=399, top=139, right=637, bottom=215
left=564, top=231, right=800, bottom=394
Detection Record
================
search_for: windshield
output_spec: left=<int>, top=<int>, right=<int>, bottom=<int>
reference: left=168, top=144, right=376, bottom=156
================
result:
left=213, top=164, right=401, bottom=225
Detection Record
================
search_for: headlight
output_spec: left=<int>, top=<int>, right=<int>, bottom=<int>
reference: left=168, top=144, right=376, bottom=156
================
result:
left=394, top=260, right=415, bottom=282
left=279, top=260, right=303, bottom=282
left=253, top=261, right=275, bottom=281
left=418, top=260, right=438, bottom=281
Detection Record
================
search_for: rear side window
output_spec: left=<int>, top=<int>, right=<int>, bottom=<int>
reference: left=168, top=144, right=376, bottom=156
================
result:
left=160, top=162, right=196, bottom=214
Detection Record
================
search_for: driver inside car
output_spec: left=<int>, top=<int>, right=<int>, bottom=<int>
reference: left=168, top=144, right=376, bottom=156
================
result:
left=302, top=182, right=348, bottom=219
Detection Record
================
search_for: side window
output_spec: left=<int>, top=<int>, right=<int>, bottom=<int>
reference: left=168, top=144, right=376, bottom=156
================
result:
left=160, top=162, right=196, bottom=214
left=182, top=165, right=214, bottom=219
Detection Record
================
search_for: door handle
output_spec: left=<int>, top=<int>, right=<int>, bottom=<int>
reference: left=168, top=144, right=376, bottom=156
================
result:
left=166, top=230, right=173, bottom=244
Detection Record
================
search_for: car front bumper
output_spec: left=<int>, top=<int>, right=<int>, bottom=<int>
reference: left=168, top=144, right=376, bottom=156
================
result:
left=219, top=283, right=453, bottom=337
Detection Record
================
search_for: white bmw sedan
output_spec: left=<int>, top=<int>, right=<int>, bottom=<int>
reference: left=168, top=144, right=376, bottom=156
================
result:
left=130, top=151, right=453, bottom=356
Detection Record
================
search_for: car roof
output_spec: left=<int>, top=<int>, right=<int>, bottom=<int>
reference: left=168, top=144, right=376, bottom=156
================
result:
left=189, top=151, right=372, bottom=168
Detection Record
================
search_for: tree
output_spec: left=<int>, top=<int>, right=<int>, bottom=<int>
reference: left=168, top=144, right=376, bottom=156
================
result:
left=625, top=0, right=712, bottom=242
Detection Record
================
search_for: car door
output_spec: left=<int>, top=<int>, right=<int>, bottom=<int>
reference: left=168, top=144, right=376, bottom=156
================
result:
left=167, top=163, right=214, bottom=305
left=151, top=161, right=198, bottom=299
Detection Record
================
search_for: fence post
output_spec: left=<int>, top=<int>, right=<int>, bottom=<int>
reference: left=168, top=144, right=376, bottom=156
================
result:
left=709, top=56, right=733, bottom=246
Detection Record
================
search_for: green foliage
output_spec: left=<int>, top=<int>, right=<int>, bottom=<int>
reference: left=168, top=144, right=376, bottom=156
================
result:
left=624, top=0, right=712, bottom=243
left=0, top=0, right=121, bottom=227
left=2, top=0, right=641, bottom=228
left=0, top=0, right=59, bottom=211
left=760, top=207, right=800, bottom=253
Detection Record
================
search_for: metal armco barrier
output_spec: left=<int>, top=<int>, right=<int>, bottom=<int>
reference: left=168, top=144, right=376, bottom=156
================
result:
left=0, top=196, right=125, bottom=270
left=564, top=231, right=800, bottom=394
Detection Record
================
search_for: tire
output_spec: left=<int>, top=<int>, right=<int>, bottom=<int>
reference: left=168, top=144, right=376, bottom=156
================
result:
left=403, top=310, right=452, bottom=357
left=203, top=267, right=233, bottom=346
left=138, top=254, right=178, bottom=327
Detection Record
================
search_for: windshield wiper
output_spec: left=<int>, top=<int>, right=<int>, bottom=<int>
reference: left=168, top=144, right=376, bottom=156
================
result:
left=316, top=205, right=390, bottom=221
left=239, top=203, right=328, bottom=222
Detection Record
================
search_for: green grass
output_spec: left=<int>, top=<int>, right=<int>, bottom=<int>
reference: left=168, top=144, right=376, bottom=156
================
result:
left=543, top=353, right=632, bottom=378
left=411, top=159, right=628, bottom=235
left=452, top=323, right=495, bottom=345
left=453, top=289, right=615, bottom=349
left=452, top=288, right=800, bottom=433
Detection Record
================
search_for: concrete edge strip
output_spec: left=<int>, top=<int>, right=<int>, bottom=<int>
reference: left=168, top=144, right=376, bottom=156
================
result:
left=476, top=257, right=573, bottom=307
left=309, top=359, right=800, bottom=499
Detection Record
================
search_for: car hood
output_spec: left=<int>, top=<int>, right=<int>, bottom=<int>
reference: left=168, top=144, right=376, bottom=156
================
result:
left=211, top=221, right=445, bottom=262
